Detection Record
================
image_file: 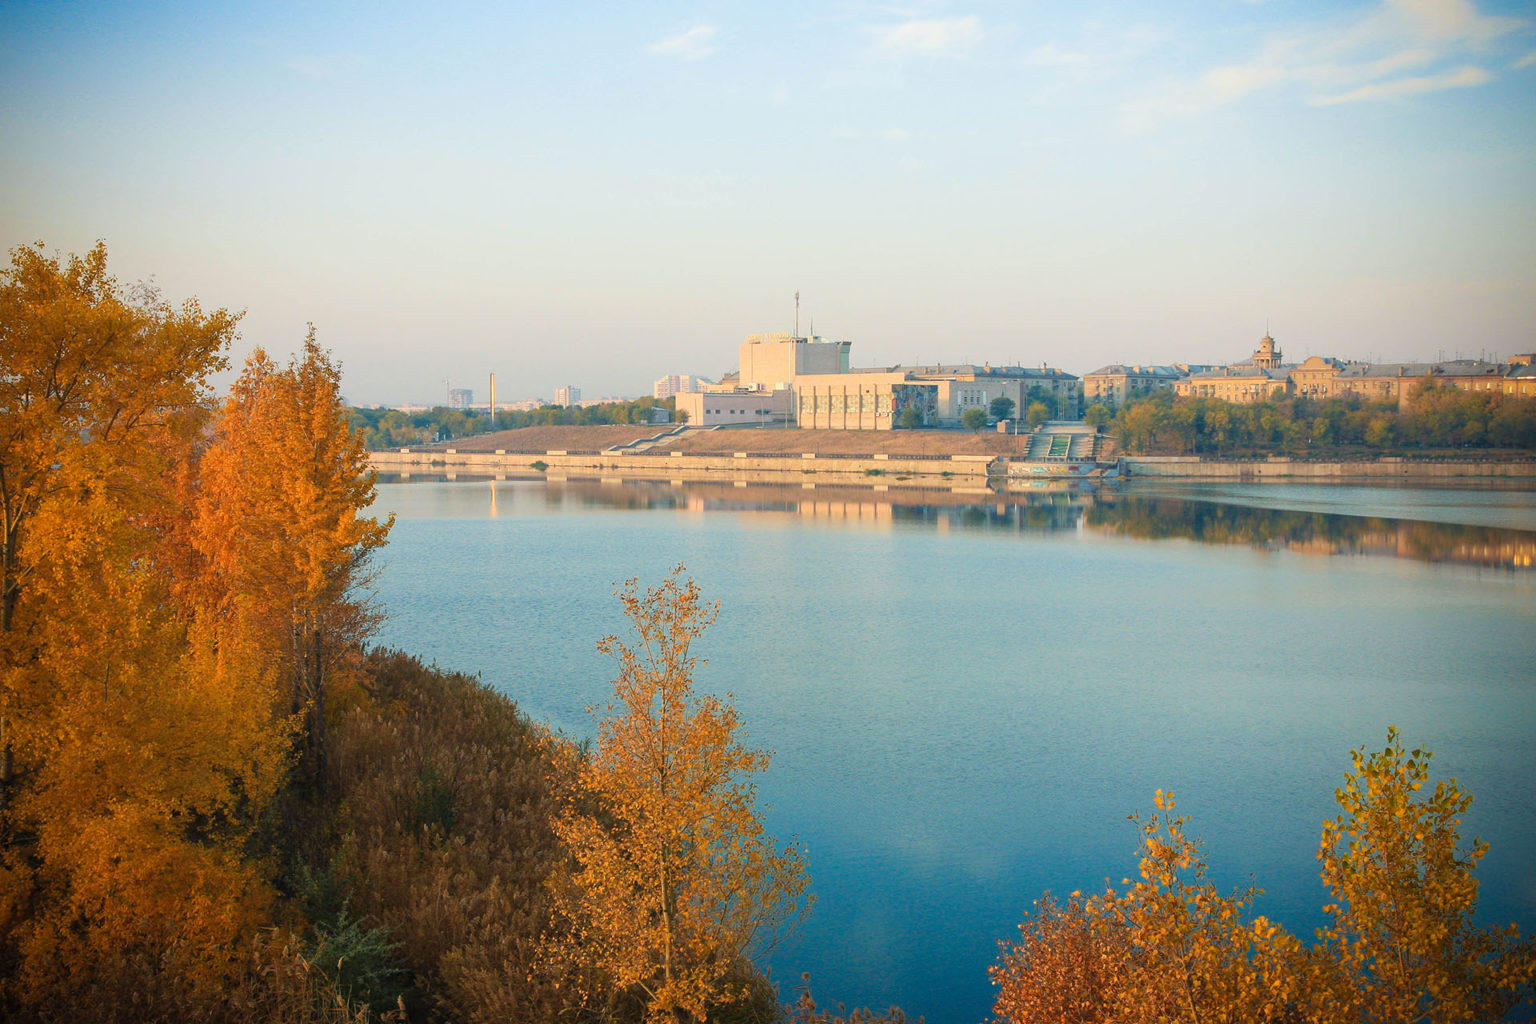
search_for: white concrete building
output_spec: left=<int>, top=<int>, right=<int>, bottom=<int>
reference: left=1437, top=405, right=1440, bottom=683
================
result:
left=653, top=374, right=703, bottom=400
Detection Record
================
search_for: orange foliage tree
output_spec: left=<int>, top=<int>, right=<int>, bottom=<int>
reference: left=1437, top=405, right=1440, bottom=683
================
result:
left=545, top=568, right=810, bottom=1023
left=992, top=734, right=1536, bottom=1024
left=192, top=327, right=392, bottom=787
left=989, top=892, right=1130, bottom=1024
left=992, top=793, right=1292, bottom=1024
left=1302, top=729, right=1536, bottom=1023
left=0, top=242, right=289, bottom=1004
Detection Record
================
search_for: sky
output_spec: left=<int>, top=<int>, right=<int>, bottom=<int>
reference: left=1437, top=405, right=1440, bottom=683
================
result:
left=3, top=0, right=1534, bottom=406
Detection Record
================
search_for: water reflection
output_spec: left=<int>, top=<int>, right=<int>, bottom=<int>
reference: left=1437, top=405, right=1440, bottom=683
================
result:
left=1085, top=495, right=1536, bottom=570
left=376, top=475, right=1536, bottom=571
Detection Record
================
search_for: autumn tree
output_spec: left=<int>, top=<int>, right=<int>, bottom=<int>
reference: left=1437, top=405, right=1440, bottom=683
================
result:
left=192, top=327, right=392, bottom=788
left=990, top=892, right=1128, bottom=1024
left=0, top=242, right=292, bottom=1008
left=993, top=792, right=1294, bottom=1024
left=546, top=568, right=810, bottom=1023
left=992, top=735, right=1536, bottom=1024
left=1301, top=729, right=1536, bottom=1023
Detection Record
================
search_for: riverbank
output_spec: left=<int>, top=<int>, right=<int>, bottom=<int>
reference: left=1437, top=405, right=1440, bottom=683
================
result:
left=370, top=424, right=1536, bottom=485
left=1121, top=455, right=1536, bottom=480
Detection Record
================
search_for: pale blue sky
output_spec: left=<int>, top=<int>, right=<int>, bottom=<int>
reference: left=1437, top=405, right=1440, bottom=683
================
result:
left=3, top=1, right=1534, bottom=405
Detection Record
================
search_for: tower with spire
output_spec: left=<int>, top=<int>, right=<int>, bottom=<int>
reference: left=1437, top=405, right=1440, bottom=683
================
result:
left=1252, top=331, right=1281, bottom=369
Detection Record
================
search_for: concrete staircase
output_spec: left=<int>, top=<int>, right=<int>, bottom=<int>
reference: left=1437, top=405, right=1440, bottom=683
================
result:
left=604, top=425, right=692, bottom=453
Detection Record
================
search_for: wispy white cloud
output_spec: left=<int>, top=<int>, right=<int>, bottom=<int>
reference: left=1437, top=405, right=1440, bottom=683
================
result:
left=647, top=25, right=719, bottom=60
left=872, top=16, right=982, bottom=57
left=1514, top=50, right=1536, bottom=69
left=1386, top=0, right=1525, bottom=43
left=1315, top=64, right=1491, bottom=103
left=1120, top=0, right=1527, bottom=132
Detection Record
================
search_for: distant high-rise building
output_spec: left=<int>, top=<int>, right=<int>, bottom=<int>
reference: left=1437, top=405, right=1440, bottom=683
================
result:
left=447, top=386, right=474, bottom=410
left=653, top=374, right=702, bottom=399
left=554, top=385, right=580, bottom=407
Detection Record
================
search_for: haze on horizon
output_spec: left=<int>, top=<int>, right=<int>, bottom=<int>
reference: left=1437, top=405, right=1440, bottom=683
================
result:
left=3, top=0, right=1534, bottom=407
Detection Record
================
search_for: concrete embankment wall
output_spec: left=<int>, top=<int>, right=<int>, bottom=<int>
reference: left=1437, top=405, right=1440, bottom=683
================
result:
left=1122, top=457, right=1536, bottom=480
left=370, top=448, right=997, bottom=483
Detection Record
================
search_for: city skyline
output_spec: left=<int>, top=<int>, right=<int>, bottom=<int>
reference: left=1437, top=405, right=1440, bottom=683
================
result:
left=4, top=0, right=1534, bottom=406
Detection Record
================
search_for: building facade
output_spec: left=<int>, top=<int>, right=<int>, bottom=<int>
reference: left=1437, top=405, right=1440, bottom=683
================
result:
left=738, top=333, right=852, bottom=390
left=1171, top=335, right=1531, bottom=408
left=1083, top=364, right=1185, bottom=406
left=792, top=371, right=936, bottom=430
left=554, top=385, right=580, bottom=407
left=674, top=388, right=791, bottom=426
left=1330, top=359, right=1511, bottom=409
left=898, top=364, right=1082, bottom=422
left=696, top=333, right=1081, bottom=430
left=1288, top=355, right=1346, bottom=398
left=1175, top=365, right=1290, bottom=403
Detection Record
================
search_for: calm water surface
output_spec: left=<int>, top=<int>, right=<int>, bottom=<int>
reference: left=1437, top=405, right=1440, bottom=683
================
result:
left=371, top=478, right=1536, bottom=1023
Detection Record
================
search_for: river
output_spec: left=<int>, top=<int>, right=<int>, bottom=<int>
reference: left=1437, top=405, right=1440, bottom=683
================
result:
left=371, top=477, right=1536, bottom=1023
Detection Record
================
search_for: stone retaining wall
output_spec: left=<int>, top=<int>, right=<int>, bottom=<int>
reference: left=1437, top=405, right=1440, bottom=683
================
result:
left=1122, top=456, right=1536, bottom=479
left=370, top=448, right=997, bottom=482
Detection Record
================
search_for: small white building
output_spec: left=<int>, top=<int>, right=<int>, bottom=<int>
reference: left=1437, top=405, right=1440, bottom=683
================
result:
left=674, top=388, right=791, bottom=427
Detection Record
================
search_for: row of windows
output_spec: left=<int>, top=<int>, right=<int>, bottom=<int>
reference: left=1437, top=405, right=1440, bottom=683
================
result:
left=799, top=393, right=893, bottom=414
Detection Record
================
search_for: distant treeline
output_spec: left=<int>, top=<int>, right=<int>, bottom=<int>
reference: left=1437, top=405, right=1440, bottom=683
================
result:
left=349, top=397, right=676, bottom=449
left=1098, top=380, right=1536, bottom=456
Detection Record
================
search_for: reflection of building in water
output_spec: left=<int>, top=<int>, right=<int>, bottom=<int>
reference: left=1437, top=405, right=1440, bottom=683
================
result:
left=1085, top=495, right=1536, bottom=571
left=795, top=500, right=894, bottom=525
left=542, top=478, right=1094, bottom=532
left=465, top=477, right=1536, bottom=570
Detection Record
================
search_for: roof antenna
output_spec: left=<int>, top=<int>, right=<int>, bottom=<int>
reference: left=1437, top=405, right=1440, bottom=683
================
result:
left=795, top=290, right=800, bottom=337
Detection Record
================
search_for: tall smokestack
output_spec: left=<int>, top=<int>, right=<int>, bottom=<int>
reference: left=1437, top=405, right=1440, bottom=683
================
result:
left=489, top=372, right=496, bottom=429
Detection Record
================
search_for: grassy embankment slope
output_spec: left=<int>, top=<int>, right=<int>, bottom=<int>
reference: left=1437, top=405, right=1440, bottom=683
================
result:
left=409, top=425, right=1069, bottom=457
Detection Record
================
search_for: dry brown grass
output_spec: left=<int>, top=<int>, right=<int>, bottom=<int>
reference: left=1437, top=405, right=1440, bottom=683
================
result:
left=410, top=424, right=1090, bottom=457
left=327, top=649, right=582, bottom=1024
left=0, top=928, right=382, bottom=1024
left=662, top=427, right=1046, bottom=457
left=428, top=425, right=662, bottom=452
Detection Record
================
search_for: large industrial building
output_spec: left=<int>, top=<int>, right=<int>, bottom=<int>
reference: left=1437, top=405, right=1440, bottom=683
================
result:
left=675, top=333, right=1081, bottom=430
